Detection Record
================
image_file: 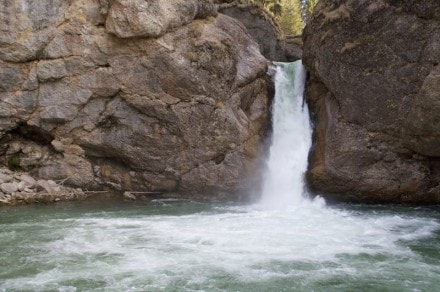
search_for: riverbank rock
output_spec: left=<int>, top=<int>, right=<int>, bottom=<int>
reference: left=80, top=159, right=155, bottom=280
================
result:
left=0, top=0, right=272, bottom=200
left=0, top=167, right=87, bottom=206
left=303, top=0, right=440, bottom=203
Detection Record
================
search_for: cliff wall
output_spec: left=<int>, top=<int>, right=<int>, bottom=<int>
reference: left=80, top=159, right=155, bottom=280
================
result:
left=0, top=0, right=273, bottom=199
left=303, top=0, right=440, bottom=203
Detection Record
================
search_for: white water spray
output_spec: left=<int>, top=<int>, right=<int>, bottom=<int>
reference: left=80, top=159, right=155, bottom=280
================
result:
left=260, top=61, right=313, bottom=208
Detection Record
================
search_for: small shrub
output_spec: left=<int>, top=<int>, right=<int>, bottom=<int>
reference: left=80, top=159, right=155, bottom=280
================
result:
left=7, top=153, right=20, bottom=171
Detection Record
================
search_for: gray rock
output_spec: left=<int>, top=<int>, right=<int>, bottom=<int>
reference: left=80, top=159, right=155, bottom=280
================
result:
left=303, top=0, right=440, bottom=203
left=0, top=195, right=10, bottom=204
left=51, top=140, right=65, bottom=153
left=123, top=191, right=137, bottom=200
left=37, top=180, right=60, bottom=194
left=219, top=3, right=287, bottom=61
left=64, top=145, right=85, bottom=157
left=18, top=181, right=33, bottom=192
left=13, top=193, right=24, bottom=200
left=1, top=182, right=18, bottom=194
left=36, top=59, right=68, bottom=82
left=19, top=174, right=37, bottom=187
left=0, top=173, right=13, bottom=184
left=1, top=168, right=13, bottom=175
left=0, top=1, right=69, bottom=62
left=106, top=0, right=216, bottom=38
left=0, top=0, right=272, bottom=200
left=24, top=187, right=36, bottom=193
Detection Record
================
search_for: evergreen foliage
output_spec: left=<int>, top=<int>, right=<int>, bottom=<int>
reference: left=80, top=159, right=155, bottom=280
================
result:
left=251, top=0, right=318, bottom=34
left=7, top=153, right=20, bottom=171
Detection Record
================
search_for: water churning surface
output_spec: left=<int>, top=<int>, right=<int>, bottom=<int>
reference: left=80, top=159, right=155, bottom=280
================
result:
left=1, top=201, right=440, bottom=291
left=1, top=62, right=440, bottom=291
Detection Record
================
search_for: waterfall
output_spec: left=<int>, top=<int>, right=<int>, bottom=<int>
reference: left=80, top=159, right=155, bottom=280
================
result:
left=260, top=61, right=312, bottom=208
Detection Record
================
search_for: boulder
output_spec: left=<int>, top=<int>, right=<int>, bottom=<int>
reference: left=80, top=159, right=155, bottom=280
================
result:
left=0, top=173, right=13, bottom=184
left=37, top=180, right=61, bottom=194
left=303, top=0, right=440, bottom=203
left=19, top=174, right=37, bottom=187
left=1, top=182, right=18, bottom=194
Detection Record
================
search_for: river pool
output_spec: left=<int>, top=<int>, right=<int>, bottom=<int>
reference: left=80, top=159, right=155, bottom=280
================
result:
left=1, top=198, right=439, bottom=291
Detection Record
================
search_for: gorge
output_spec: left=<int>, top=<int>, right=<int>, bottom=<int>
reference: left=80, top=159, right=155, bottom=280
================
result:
left=1, top=1, right=440, bottom=289
left=1, top=58, right=439, bottom=292
left=1, top=0, right=439, bottom=204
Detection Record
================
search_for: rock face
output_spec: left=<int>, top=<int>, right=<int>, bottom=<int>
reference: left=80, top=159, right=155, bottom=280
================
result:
left=106, top=0, right=216, bottom=38
left=216, top=0, right=303, bottom=61
left=303, top=0, right=440, bottom=203
left=0, top=0, right=272, bottom=199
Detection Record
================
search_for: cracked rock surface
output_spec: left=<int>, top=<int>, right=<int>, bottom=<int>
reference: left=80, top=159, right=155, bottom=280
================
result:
left=303, top=0, right=440, bottom=203
left=0, top=0, right=272, bottom=200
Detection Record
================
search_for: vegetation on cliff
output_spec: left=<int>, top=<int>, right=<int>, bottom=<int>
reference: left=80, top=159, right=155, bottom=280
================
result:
left=251, top=0, right=318, bottom=34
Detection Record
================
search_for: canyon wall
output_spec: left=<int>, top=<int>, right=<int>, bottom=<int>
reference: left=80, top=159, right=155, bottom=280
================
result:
left=0, top=0, right=275, bottom=199
left=303, top=0, right=440, bottom=203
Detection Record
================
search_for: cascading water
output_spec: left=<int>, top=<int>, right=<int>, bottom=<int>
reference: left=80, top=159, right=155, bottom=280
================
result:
left=260, top=60, right=313, bottom=208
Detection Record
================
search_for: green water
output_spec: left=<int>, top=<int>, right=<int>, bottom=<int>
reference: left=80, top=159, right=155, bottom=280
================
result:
left=1, top=198, right=439, bottom=291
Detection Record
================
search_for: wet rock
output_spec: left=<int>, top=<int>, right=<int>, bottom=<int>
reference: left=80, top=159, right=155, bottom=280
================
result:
left=0, top=194, right=11, bottom=204
left=13, top=192, right=24, bottom=200
left=123, top=191, right=137, bottom=200
left=24, top=196, right=36, bottom=204
left=33, top=193, right=56, bottom=203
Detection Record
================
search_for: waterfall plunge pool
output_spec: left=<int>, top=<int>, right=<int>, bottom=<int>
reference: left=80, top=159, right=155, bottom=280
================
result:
left=1, top=200, right=440, bottom=291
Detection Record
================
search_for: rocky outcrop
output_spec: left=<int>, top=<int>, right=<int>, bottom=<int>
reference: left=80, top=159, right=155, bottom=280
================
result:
left=0, top=0, right=272, bottom=200
left=216, top=0, right=303, bottom=61
left=303, top=0, right=440, bottom=203
left=0, top=167, right=88, bottom=205
left=105, top=0, right=216, bottom=38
